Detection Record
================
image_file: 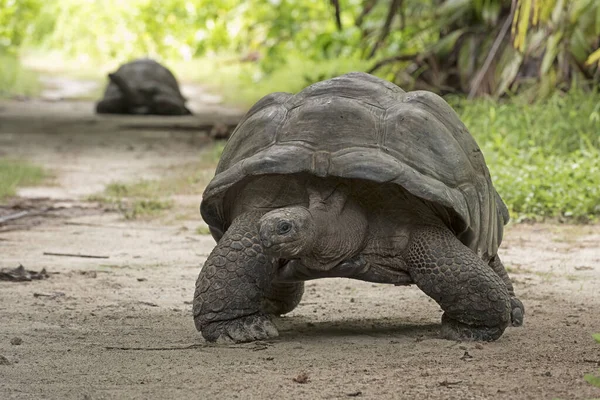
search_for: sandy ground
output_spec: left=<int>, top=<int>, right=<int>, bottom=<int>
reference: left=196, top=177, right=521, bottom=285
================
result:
left=0, top=97, right=600, bottom=400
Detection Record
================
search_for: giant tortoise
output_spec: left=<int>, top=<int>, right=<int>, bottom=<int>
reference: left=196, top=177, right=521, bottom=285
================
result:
left=193, top=72, right=524, bottom=343
left=96, top=58, right=191, bottom=115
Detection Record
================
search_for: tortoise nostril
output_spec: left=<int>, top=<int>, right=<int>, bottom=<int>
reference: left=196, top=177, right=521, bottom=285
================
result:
left=259, top=232, right=271, bottom=248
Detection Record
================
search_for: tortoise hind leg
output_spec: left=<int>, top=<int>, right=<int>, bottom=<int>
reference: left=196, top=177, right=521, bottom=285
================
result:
left=404, top=226, right=511, bottom=341
left=263, top=282, right=304, bottom=315
left=489, top=255, right=525, bottom=327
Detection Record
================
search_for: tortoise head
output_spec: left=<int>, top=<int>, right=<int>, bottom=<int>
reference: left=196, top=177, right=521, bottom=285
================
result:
left=258, top=207, right=316, bottom=258
left=108, top=73, right=158, bottom=114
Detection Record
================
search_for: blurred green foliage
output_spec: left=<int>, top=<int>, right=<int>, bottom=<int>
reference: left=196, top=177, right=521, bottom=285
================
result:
left=3, top=0, right=597, bottom=96
left=24, top=0, right=359, bottom=67
left=173, top=55, right=370, bottom=106
left=0, top=0, right=42, bottom=52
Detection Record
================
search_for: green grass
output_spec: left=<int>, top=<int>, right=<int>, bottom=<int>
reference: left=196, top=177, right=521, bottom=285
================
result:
left=88, top=143, right=223, bottom=220
left=195, top=225, right=212, bottom=235
left=89, top=181, right=174, bottom=220
left=450, top=91, right=600, bottom=222
left=0, top=159, right=45, bottom=200
left=0, top=54, right=42, bottom=98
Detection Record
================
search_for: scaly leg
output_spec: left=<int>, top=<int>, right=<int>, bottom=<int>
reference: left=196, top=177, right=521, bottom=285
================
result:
left=193, top=211, right=302, bottom=342
left=404, top=226, right=511, bottom=341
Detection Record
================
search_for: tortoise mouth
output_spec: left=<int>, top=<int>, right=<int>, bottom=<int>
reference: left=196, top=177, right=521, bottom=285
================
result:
left=262, top=241, right=301, bottom=257
left=277, top=258, right=291, bottom=270
left=262, top=242, right=283, bottom=254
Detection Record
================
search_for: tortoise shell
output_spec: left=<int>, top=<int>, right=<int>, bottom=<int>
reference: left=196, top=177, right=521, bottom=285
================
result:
left=200, top=72, right=508, bottom=260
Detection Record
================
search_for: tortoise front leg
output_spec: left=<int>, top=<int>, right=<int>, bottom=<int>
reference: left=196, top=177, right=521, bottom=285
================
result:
left=404, top=226, right=512, bottom=341
left=193, top=211, right=302, bottom=342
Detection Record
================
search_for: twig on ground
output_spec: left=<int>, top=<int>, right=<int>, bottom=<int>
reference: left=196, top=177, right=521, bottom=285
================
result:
left=105, top=344, right=205, bottom=351
left=64, top=221, right=164, bottom=231
left=138, top=301, right=159, bottom=307
left=33, top=291, right=65, bottom=299
left=583, top=359, right=600, bottom=365
left=43, top=252, right=109, bottom=259
left=439, top=380, right=463, bottom=387
left=0, top=211, right=30, bottom=224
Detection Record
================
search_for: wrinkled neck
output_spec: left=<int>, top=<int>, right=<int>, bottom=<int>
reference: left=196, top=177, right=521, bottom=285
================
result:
left=308, top=198, right=368, bottom=270
left=290, top=214, right=318, bottom=258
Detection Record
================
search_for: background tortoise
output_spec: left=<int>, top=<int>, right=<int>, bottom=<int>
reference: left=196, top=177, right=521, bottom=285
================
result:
left=96, top=58, right=191, bottom=115
left=193, top=72, right=524, bottom=343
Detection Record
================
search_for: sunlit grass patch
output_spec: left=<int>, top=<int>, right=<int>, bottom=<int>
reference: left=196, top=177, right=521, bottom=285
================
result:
left=89, top=182, right=174, bottom=220
left=195, top=224, right=211, bottom=235
left=88, top=142, right=223, bottom=220
left=0, top=159, right=46, bottom=200
left=0, top=54, right=42, bottom=98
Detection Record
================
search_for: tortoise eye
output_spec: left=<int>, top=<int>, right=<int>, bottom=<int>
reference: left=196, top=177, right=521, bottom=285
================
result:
left=277, top=221, right=292, bottom=235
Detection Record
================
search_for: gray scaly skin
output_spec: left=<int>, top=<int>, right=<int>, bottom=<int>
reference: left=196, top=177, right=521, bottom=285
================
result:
left=96, top=58, right=191, bottom=116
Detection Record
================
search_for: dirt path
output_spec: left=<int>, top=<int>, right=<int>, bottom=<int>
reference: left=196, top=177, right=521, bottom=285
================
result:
left=1, top=109, right=599, bottom=399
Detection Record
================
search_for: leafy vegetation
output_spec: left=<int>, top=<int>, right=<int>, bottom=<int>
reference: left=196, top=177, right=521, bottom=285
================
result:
left=3, top=0, right=599, bottom=97
left=174, top=55, right=370, bottom=107
left=0, top=0, right=42, bottom=52
left=453, top=90, right=600, bottom=221
left=0, top=159, right=45, bottom=200
left=368, top=0, right=600, bottom=98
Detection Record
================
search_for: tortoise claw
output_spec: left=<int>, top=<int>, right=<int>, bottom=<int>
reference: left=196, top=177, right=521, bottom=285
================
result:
left=510, top=297, right=525, bottom=327
left=201, top=314, right=279, bottom=343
